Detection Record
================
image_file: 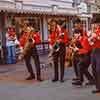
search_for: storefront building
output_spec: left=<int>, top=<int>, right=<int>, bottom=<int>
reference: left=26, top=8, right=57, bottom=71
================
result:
left=0, top=0, right=78, bottom=42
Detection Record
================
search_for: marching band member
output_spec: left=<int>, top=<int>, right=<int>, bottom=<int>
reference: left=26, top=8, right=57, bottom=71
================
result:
left=71, top=30, right=82, bottom=81
left=72, top=29, right=94, bottom=86
left=49, top=20, right=68, bottom=82
left=72, top=18, right=89, bottom=81
left=72, top=18, right=83, bottom=81
left=91, top=17, right=100, bottom=93
left=19, top=24, right=42, bottom=81
left=6, top=27, right=16, bottom=64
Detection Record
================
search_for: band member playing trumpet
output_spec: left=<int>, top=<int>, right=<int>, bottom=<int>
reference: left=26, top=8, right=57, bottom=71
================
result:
left=49, top=20, right=68, bottom=82
left=19, top=24, right=42, bottom=81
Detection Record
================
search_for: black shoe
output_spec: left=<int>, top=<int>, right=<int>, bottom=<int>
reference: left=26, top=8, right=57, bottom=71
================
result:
left=26, top=75, right=35, bottom=80
left=85, top=82, right=94, bottom=86
left=60, top=80, right=64, bottom=83
left=72, top=81, right=82, bottom=86
left=92, top=90, right=100, bottom=94
left=72, top=78, right=79, bottom=81
left=37, top=78, right=43, bottom=82
left=52, top=78, right=58, bottom=82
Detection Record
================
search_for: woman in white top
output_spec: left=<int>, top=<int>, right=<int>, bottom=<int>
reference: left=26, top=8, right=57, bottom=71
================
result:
left=6, top=27, right=17, bottom=64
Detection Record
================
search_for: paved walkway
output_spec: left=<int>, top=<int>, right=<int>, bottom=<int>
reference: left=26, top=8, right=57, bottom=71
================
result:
left=0, top=55, right=100, bottom=100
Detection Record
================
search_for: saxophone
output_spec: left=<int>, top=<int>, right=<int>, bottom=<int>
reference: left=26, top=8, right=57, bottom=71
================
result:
left=65, top=35, right=81, bottom=66
left=53, top=33, right=64, bottom=51
left=48, top=32, right=64, bottom=58
left=65, top=37, right=76, bottom=62
left=19, top=31, right=34, bottom=60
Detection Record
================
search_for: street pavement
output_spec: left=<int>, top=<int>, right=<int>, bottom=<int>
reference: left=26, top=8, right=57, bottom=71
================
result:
left=0, top=55, right=100, bottom=100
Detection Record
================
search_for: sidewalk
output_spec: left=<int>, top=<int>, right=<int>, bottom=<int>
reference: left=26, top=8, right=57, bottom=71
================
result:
left=0, top=55, right=100, bottom=100
left=0, top=54, right=52, bottom=82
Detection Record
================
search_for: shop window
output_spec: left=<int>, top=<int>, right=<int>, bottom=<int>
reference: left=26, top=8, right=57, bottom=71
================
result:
left=8, top=17, right=41, bottom=39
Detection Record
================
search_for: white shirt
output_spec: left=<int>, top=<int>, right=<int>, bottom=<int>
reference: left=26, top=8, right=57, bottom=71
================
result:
left=6, top=33, right=16, bottom=46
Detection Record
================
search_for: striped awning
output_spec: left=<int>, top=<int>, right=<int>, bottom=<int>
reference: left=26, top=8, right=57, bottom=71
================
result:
left=0, top=8, right=78, bottom=16
left=0, top=1, right=78, bottom=16
left=20, top=2, right=78, bottom=16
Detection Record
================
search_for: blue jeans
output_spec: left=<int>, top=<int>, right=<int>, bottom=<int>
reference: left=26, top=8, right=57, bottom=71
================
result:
left=7, top=45, right=16, bottom=64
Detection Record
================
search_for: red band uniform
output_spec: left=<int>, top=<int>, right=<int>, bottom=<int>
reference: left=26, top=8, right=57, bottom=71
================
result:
left=72, top=31, right=94, bottom=86
left=72, top=30, right=89, bottom=80
left=49, top=24, right=68, bottom=82
left=19, top=30, right=42, bottom=81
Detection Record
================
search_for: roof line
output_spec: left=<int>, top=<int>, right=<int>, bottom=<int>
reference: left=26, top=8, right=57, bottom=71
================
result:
left=51, top=0, right=73, bottom=3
